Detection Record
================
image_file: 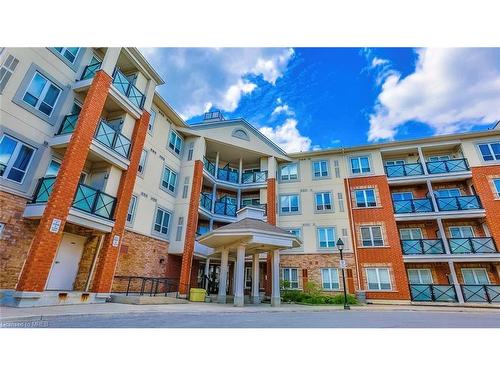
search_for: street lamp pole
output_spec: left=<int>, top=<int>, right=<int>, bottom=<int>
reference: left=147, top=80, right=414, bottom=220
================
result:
left=336, top=238, right=350, bottom=310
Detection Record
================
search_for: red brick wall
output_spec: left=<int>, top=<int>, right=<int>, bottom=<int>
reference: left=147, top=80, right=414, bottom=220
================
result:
left=179, top=160, right=203, bottom=294
left=91, top=111, right=150, bottom=293
left=345, top=175, right=410, bottom=300
left=165, top=254, right=182, bottom=280
left=265, top=178, right=277, bottom=296
left=16, top=71, right=112, bottom=292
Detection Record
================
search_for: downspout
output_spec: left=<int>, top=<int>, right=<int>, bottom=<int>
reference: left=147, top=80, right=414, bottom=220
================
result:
left=85, top=234, right=105, bottom=292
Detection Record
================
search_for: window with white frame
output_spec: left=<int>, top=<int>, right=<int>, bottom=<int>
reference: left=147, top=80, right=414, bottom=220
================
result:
left=312, top=160, right=329, bottom=178
left=54, top=48, right=80, bottom=63
left=175, top=217, right=184, bottom=241
left=148, top=109, right=156, bottom=134
left=168, top=130, right=183, bottom=155
left=391, top=191, right=413, bottom=201
left=355, top=189, right=376, bottom=207
left=182, top=177, right=190, bottom=199
left=288, top=228, right=301, bottom=239
left=280, top=194, right=299, bottom=213
left=126, top=195, right=137, bottom=224
left=22, top=71, right=62, bottom=116
left=435, top=188, right=461, bottom=198
left=462, top=268, right=490, bottom=285
left=428, top=155, right=451, bottom=162
left=333, top=159, right=340, bottom=178
left=338, top=192, right=345, bottom=212
left=385, top=160, right=405, bottom=166
left=350, top=156, right=371, bottom=174
left=399, top=228, right=423, bottom=240
left=281, top=268, right=299, bottom=289
left=280, top=163, right=298, bottom=181
left=360, top=226, right=384, bottom=247
left=407, top=269, right=433, bottom=284
left=0, top=54, right=19, bottom=93
left=315, top=192, right=332, bottom=211
left=449, top=226, right=474, bottom=238
left=493, top=178, right=500, bottom=198
left=321, top=268, right=340, bottom=290
left=187, top=142, right=194, bottom=161
left=153, top=207, right=171, bottom=237
left=161, top=166, right=177, bottom=193
left=317, top=227, right=336, bottom=248
left=138, top=149, right=147, bottom=175
left=0, top=134, right=35, bottom=183
left=478, top=142, right=500, bottom=162
left=366, top=268, right=391, bottom=290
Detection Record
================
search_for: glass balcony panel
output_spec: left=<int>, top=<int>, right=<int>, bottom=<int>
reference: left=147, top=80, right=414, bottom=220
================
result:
left=449, top=238, right=472, bottom=253
left=81, top=62, right=102, bottom=80
left=95, top=121, right=116, bottom=148
left=385, top=163, right=424, bottom=177
left=112, top=69, right=131, bottom=97
left=462, top=285, right=488, bottom=302
left=426, top=159, right=469, bottom=174
left=470, top=237, right=496, bottom=253
left=58, top=114, right=79, bottom=135
left=393, top=198, right=433, bottom=214
left=73, top=184, right=98, bottom=213
left=401, top=239, right=444, bottom=255
left=199, top=193, right=213, bottom=211
left=410, top=284, right=432, bottom=301
left=433, top=285, right=458, bottom=302
left=486, top=285, right=500, bottom=303
left=114, top=133, right=131, bottom=158
left=93, top=192, right=116, bottom=219
left=436, top=196, right=481, bottom=211
left=33, top=177, right=56, bottom=203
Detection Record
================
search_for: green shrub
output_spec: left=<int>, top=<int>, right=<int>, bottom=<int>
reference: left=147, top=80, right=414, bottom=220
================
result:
left=328, top=294, right=358, bottom=305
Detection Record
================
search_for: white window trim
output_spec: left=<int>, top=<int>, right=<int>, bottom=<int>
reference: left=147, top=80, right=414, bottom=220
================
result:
left=317, top=226, right=336, bottom=248
left=321, top=268, right=340, bottom=290
left=54, top=47, right=80, bottom=63
left=360, top=226, right=384, bottom=247
left=385, top=159, right=406, bottom=166
left=461, top=268, right=490, bottom=285
left=312, top=159, right=329, bottom=179
left=137, top=149, right=148, bottom=177
left=407, top=268, right=433, bottom=284
left=281, top=267, right=300, bottom=289
left=148, top=109, right=157, bottom=134
left=168, top=130, right=184, bottom=156
left=161, top=165, right=178, bottom=194
left=279, top=194, right=300, bottom=214
left=315, top=191, right=333, bottom=212
left=151, top=205, right=172, bottom=239
left=349, top=155, right=372, bottom=175
left=493, top=178, right=500, bottom=199
left=126, top=195, right=138, bottom=225
left=448, top=225, right=474, bottom=238
left=22, top=71, right=62, bottom=116
left=0, top=134, right=36, bottom=184
left=477, top=141, right=500, bottom=162
left=280, top=162, right=299, bottom=182
left=365, top=267, right=392, bottom=291
left=399, top=227, right=423, bottom=240
left=355, top=188, right=377, bottom=208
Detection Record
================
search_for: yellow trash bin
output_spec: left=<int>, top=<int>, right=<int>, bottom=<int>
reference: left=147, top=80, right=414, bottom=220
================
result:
left=189, top=288, right=207, bottom=302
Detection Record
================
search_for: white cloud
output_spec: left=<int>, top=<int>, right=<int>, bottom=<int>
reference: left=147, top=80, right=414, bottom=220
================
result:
left=371, top=57, right=389, bottom=68
left=368, top=48, right=500, bottom=142
left=271, top=103, right=295, bottom=116
left=259, top=118, right=313, bottom=153
left=140, top=48, right=294, bottom=119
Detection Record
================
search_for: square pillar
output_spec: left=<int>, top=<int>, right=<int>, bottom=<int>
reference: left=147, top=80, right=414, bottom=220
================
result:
left=271, top=249, right=281, bottom=307
left=251, top=253, right=260, bottom=304
left=218, top=250, right=229, bottom=304
left=234, top=245, right=246, bottom=307
left=204, top=258, right=210, bottom=290
left=448, top=261, right=465, bottom=303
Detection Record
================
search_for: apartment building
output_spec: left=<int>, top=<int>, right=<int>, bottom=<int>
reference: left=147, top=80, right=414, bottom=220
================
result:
left=1, top=48, right=499, bottom=307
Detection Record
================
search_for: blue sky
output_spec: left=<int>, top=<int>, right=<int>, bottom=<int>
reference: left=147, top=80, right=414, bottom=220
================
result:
left=142, top=48, right=500, bottom=152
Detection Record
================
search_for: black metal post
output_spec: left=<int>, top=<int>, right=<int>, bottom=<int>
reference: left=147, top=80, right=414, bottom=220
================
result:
left=337, top=238, right=350, bottom=310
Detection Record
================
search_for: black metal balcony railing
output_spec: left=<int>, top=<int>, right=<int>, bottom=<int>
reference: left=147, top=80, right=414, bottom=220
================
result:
left=203, top=157, right=216, bottom=176
left=436, top=195, right=482, bottom=211
left=32, top=177, right=116, bottom=220
left=112, top=68, right=145, bottom=109
left=461, top=284, right=500, bottom=303
left=242, top=170, right=268, bottom=184
left=426, top=158, right=470, bottom=174
left=80, top=61, right=102, bottom=80
left=214, top=200, right=237, bottom=217
left=409, top=284, right=458, bottom=302
left=217, top=168, right=239, bottom=183
left=199, top=193, right=213, bottom=211
left=448, top=237, right=497, bottom=254
left=401, top=239, right=445, bottom=255
left=57, top=115, right=132, bottom=159
left=385, top=163, right=424, bottom=178
left=393, top=198, right=434, bottom=214
left=113, top=276, right=179, bottom=297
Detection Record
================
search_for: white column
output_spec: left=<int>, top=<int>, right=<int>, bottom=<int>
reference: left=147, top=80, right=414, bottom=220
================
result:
left=100, top=47, right=121, bottom=76
left=211, top=183, right=217, bottom=213
left=234, top=245, right=246, bottom=307
left=426, top=180, right=438, bottom=212
left=251, top=253, right=260, bottom=304
left=215, top=152, right=220, bottom=177
left=237, top=189, right=242, bottom=210
left=436, top=218, right=451, bottom=254
left=204, top=258, right=210, bottom=290
left=448, top=261, right=465, bottom=303
left=271, top=249, right=281, bottom=307
left=218, top=250, right=229, bottom=304
left=417, top=146, right=428, bottom=174
left=239, top=157, right=243, bottom=184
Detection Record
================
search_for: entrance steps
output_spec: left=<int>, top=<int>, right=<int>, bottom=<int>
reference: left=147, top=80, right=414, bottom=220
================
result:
left=110, top=294, right=189, bottom=305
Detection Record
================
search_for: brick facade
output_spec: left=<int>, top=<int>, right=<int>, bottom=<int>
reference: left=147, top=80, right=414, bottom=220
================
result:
left=265, top=177, right=277, bottom=296
left=16, top=70, right=112, bottom=292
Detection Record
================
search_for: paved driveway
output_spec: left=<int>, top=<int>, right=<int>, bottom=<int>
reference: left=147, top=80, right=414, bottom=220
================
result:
left=3, top=309, right=500, bottom=328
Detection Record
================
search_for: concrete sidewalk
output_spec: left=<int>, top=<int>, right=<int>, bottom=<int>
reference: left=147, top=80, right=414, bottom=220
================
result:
left=1, top=301, right=499, bottom=323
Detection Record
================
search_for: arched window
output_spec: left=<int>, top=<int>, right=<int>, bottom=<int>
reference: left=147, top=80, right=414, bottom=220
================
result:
left=232, top=128, right=250, bottom=141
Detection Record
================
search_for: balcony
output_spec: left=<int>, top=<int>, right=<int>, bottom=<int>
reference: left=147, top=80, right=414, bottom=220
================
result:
left=461, top=285, right=500, bottom=303
left=436, top=195, right=482, bottom=211
left=448, top=237, right=497, bottom=254
left=242, top=170, right=268, bottom=184
left=203, top=157, right=216, bottom=176
left=401, top=239, right=445, bottom=255
left=80, top=61, right=102, bottom=80
left=385, top=163, right=424, bottom=178
left=32, top=177, right=116, bottom=220
left=409, top=284, right=458, bottom=302
left=203, top=157, right=268, bottom=186
left=217, top=168, right=239, bottom=184
left=199, top=193, right=212, bottom=211
left=57, top=114, right=132, bottom=160
left=426, top=158, right=469, bottom=174
left=112, top=68, right=145, bottom=109
left=393, top=198, right=434, bottom=214
left=214, top=199, right=237, bottom=217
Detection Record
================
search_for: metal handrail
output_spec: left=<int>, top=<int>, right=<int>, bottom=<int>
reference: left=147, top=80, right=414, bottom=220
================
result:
left=393, top=198, right=434, bottom=214
left=448, top=237, right=497, bottom=254
left=409, top=284, right=458, bottom=302
left=113, top=276, right=179, bottom=297
left=435, top=195, right=482, bottom=211
left=242, top=170, right=268, bottom=184
left=217, top=166, right=239, bottom=183
left=214, top=198, right=237, bottom=217
left=203, top=156, right=216, bottom=176
left=57, top=113, right=79, bottom=135
left=199, top=193, right=213, bottom=211
left=94, top=120, right=132, bottom=158
left=426, top=158, right=470, bottom=174
left=461, top=284, right=500, bottom=303
left=112, top=67, right=145, bottom=109
left=401, top=239, right=445, bottom=255
left=80, top=61, right=102, bottom=80
left=385, top=162, right=424, bottom=178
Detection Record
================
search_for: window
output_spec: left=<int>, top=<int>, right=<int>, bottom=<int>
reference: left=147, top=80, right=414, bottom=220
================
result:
left=399, top=228, right=423, bottom=240
left=288, top=228, right=301, bottom=239
left=176, top=217, right=184, bottom=241
left=312, top=160, right=329, bottom=178
left=153, top=207, right=171, bottom=237
left=360, top=226, right=384, bottom=247
left=45, top=160, right=61, bottom=177
left=148, top=109, right=156, bottom=134
left=428, top=155, right=451, bottom=162
left=0, top=135, right=35, bottom=183
left=478, top=142, right=500, bottom=161
left=391, top=192, right=413, bottom=201
left=333, top=160, right=340, bottom=178
left=187, top=142, right=194, bottom=161
left=315, top=192, right=332, bottom=211
left=280, top=163, right=298, bottom=181
left=435, top=188, right=461, bottom=198
left=366, top=268, right=391, bottom=290
left=321, top=268, right=340, bottom=290
left=280, top=194, right=299, bottom=213
left=138, top=149, right=147, bottom=175
left=126, top=195, right=137, bottom=224
left=318, top=227, right=336, bottom=248
left=385, top=160, right=405, bottom=166
left=182, top=177, right=190, bottom=199
left=0, top=54, right=19, bottom=93
left=493, top=178, right=500, bottom=198
left=355, top=189, right=376, bottom=207
left=54, top=48, right=80, bottom=63
left=407, top=269, right=433, bottom=284
left=462, top=268, right=490, bottom=285
left=0, top=223, right=4, bottom=238
left=338, top=192, right=345, bottom=212
left=281, top=268, right=299, bottom=289
left=350, top=156, right=371, bottom=174
left=161, top=166, right=177, bottom=193
left=242, top=197, right=260, bottom=207
left=22, top=72, right=62, bottom=116
left=168, top=130, right=183, bottom=155
left=449, top=226, right=474, bottom=238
